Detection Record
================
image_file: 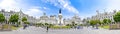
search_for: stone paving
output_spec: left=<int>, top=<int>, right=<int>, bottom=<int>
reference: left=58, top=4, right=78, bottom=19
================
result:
left=0, top=26, right=120, bottom=34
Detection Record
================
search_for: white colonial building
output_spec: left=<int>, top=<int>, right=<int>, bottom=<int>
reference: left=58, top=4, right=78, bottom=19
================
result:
left=39, top=13, right=57, bottom=24
left=0, top=9, right=82, bottom=25
left=89, top=10, right=117, bottom=22
left=38, top=9, right=82, bottom=25
left=63, top=15, right=82, bottom=24
left=38, top=13, right=82, bottom=25
left=0, top=9, right=38, bottom=24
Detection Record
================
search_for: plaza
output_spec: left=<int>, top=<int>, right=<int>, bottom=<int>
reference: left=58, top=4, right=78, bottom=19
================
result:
left=0, top=10, right=120, bottom=34
left=1, top=6, right=120, bottom=34
left=0, top=26, right=120, bottom=34
left=0, top=6, right=120, bottom=34
left=1, top=0, right=120, bottom=34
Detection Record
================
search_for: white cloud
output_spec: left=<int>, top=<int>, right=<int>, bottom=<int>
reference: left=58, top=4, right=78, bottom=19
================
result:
left=0, top=0, right=22, bottom=11
left=43, top=7, right=49, bottom=10
left=100, top=0, right=120, bottom=12
left=43, top=0, right=79, bottom=14
left=0, top=0, right=44, bottom=18
left=24, top=7, right=44, bottom=18
left=58, top=0, right=79, bottom=14
left=106, top=0, right=120, bottom=9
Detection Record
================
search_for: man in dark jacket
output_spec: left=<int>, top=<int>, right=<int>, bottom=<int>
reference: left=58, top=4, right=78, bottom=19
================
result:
left=23, top=24, right=27, bottom=29
left=46, top=26, right=49, bottom=32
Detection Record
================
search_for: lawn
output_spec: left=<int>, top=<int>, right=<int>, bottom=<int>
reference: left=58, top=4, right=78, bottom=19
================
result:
left=99, top=25, right=110, bottom=29
left=11, top=25, right=22, bottom=30
left=0, top=24, right=22, bottom=31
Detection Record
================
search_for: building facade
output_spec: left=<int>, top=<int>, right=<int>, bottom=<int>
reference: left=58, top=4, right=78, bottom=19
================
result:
left=63, top=15, right=82, bottom=25
left=0, top=9, right=82, bottom=25
left=38, top=9, right=82, bottom=25
left=38, top=13, right=57, bottom=24
left=0, top=9, right=38, bottom=24
left=89, top=10, right=117, bottom=22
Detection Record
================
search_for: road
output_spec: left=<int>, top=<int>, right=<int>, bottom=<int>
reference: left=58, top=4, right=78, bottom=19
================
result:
left=0, top=26, right=120, bottom=34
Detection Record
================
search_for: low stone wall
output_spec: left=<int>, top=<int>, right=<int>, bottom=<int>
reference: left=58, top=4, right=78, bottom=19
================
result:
left=109, top=23, right=120, bottom=30
left=0, top=24, right=12, bottom=31
left=0, top=24, right=2, bottom=30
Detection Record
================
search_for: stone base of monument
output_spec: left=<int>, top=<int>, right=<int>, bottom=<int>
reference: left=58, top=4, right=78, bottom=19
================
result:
left=109, top=23, right=120, bottom=30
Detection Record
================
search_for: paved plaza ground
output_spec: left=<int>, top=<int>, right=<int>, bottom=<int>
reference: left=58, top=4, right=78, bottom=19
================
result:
left=0, top=26, right=120, bottom=34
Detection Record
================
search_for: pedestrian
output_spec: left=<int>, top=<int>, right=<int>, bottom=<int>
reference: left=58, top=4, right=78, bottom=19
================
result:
left=46, top=26, right=49, bottom=32
left=77, top=26, right=80, bottom=29
left=23, top=24, right=27, bottom=29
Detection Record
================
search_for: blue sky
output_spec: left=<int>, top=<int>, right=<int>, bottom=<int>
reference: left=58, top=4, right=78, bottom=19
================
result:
left=0, top=0, right=120, bottom=19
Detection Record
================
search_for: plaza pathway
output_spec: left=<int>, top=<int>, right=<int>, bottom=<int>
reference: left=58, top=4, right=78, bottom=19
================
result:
left=0, top=26, right=120, bottom=34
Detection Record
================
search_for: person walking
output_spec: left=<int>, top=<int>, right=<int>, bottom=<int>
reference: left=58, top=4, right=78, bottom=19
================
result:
left=23, top=24, right=27, bottom=29
left=46, top=26, right=49, bottom=32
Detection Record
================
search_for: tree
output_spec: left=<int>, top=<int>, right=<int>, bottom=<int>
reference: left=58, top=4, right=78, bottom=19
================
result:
left=87, top=20, right=89, bottom=23
left=72, top=21, right=75, bottom=26
left=107, top=19, right=111, bottom=24
left=66, top=24, right=71, bottom=26
left=96, top=20, right=101, bottom=25
left=48, top=24, right=54, bottom=27
left=113, top=12, right=120, bottom=23
left=24, top=21, right=30, bottom=24
left=0, top=13, right=5, bottom=23
left=103, top=18, right=111, bottom=24
left=89, top=20, right=96, bottom=27
left=45, top=23, right=49, bottom=26
left=22, top=17, right=29, bottom=24
left=22, top=17, right=27, bottom=22
left=9, top=14, right=19, bottom=24
left=86, top=20, right=90, bottom=26
left=100, top=21, right=104, bottom=25
left=89, top=20, right=101, bottom=27
left=103, top=19, right=108, bottom=24
left=36, top=23, right=44, bottom=26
